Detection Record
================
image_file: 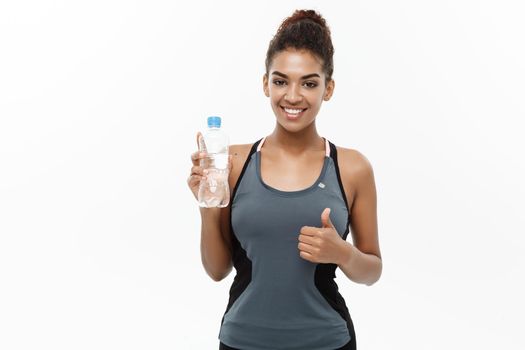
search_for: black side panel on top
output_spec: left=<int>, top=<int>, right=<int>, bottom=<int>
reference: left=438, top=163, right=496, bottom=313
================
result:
left=315, top=140, right=357, bottom=348
left=328, top=140, right=351, bottom=240
left=314, top=255, right=356, bottom=348
left=220, top=139, right=262, bottom=325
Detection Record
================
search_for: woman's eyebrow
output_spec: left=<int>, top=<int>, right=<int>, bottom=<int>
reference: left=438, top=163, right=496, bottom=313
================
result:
left=271, top=71, right=321, bottom=79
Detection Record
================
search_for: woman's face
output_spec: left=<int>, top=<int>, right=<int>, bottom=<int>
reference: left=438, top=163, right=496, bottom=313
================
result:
left=263, top=49, right=334, bottom=132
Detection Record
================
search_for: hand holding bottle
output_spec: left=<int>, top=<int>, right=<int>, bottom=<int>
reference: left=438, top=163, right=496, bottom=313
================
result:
left=188, top=130, right=232, bottom=204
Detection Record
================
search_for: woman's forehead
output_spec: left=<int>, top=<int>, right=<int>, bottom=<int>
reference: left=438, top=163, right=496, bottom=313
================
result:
left=269, top=49, right=324, bottom=77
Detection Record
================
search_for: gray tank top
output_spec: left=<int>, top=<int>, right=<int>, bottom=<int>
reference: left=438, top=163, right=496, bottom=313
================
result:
left=218, top=137, right=356, bottom=350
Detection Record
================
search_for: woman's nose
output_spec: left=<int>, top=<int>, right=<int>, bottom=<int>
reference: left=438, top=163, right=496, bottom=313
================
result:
left=284, top=84, right=303, bottom=104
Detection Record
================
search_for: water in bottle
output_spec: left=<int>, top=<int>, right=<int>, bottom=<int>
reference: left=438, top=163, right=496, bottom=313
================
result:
left=198, top=116, right=230, bottom=208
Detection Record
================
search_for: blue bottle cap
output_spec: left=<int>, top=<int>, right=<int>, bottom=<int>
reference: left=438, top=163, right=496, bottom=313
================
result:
left=207, top=116, right=221, bottom=128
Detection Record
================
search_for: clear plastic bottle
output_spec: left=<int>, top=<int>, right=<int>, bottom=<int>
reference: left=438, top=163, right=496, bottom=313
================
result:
left=198, top=116, right=230, bottom=208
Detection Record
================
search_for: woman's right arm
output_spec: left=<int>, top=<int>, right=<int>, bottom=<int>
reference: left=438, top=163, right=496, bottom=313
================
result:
left=199, top=205, right=233, bottom=281
left=199, top=144, right=246, bottom=281
left=188, top=137, right=244, bottom=281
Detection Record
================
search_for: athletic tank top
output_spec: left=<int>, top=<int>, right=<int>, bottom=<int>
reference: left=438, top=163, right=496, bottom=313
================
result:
left=218, top=136, right=356, bottom=350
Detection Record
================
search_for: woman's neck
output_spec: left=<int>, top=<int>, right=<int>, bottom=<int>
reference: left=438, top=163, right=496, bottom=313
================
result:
left=266, top=124, right=325, bottom=155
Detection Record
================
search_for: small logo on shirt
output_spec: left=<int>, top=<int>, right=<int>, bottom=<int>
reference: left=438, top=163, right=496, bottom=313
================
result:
left=318, top=182, right=325, bottom=189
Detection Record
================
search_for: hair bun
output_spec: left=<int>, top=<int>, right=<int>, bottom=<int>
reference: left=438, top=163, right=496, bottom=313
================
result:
left=266, top=9, right=334, bottom=81
left=278, top=9, right=329, bottom=34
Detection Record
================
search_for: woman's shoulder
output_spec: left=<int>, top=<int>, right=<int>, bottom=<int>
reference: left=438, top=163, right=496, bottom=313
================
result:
left=335, top=145, right=372, bottom=166
left=229, top=143, right=255, bottom=161
left=227, top=143, right=256, bottom=184
left=332, top=146, right=375, bottom=210
left=335, top=145, right=375, bottom=186
left=229, top=137, right=265, bottom=159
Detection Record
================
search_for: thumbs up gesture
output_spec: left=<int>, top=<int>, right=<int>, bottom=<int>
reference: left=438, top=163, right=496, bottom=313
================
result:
left=298, top=208, right=352, bottom=265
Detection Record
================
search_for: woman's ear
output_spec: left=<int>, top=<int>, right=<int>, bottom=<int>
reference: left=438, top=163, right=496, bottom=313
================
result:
left=263, top=74, right=270, bottom=97
left=323, top=79, right=335, bottom=101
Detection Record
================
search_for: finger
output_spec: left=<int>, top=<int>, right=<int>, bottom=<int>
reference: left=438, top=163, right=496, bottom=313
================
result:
left=298, top=234, right=316, bottom=245
left=196, top=131, right=202, bottom=148
left=191, top=151, right=206, bottom=165
left=191, top=165, right=206, bottom=177
left=321, top=208, right=335, bottom=228
left=299, top=225, right=320, bottom=236
left=299, top=250, right=314, bottom=262
left=190, top=151, right=199, bottom=162
left=228, top=154, right=233, bottom=172
left=297, top=242, right=316, bottom=255
left=187, top=174, right=205, bottom=186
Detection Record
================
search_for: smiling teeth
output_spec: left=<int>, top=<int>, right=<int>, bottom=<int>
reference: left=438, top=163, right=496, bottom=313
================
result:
left=284, top=108, right=304, bottom=114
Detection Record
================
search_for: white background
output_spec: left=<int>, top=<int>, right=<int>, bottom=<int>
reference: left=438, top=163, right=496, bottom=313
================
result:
left=1, top=1, right=524, bottom=349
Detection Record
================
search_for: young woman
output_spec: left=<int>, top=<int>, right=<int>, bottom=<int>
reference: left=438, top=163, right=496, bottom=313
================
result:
left=188, top=9, right=382, bottom=350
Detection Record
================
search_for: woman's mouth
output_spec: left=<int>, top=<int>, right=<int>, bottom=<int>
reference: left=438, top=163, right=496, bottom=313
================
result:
left=281, top=106, right=307, bottom=120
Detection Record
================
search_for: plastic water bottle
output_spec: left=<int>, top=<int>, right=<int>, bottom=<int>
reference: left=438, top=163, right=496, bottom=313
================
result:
left=198, top=116, right=230, bottom=208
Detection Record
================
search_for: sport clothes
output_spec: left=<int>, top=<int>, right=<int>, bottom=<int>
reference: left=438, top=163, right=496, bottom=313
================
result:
left=218, top=137, right=356, bottom=350
left=219, top=338, right=354, bottom=350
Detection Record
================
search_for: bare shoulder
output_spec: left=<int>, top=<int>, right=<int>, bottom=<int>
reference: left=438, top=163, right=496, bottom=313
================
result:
left=229, top=143, right=252, bottom=160
left=335, top=146, right=375, bottom=207
left=228, top=143, right=254, bottom=188
left=336, top=146, right=374, bottom=179
left=229, top=143, right=253, bottom=169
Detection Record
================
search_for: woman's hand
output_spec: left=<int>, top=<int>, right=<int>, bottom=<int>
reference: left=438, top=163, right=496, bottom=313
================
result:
left=298, top=208, right=354, bottom=265
left=187, top=132, right=232, bottom=201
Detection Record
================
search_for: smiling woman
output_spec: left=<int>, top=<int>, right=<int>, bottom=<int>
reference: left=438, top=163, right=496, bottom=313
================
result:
left=263, top=50, right=334, bottom=127
left=263, top=10, right=335, bottom=131
left=188, top=9, right=382, bottom=350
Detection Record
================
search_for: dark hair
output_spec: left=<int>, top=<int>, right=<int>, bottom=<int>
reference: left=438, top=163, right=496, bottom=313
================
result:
left=265, top=9, right=334, bottom=82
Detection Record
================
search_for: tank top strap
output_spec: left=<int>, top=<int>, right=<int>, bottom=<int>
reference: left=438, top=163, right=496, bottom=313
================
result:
left=326, top=139, right=351, bottom=217
left=323, top=137, right=330, bottom=157
left=256, top=137, right=266, bottom=152
left=256, top=136, right=331, bottom=157
left=231, top=138, right=264, bottom=201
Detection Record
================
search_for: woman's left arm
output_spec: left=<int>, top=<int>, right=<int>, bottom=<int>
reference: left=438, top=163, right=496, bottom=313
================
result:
left=336, top=150, right=382, bottom=286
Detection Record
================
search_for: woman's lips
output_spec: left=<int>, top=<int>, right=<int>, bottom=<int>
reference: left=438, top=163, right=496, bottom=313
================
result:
left=281, top=106, right=307, bottom=120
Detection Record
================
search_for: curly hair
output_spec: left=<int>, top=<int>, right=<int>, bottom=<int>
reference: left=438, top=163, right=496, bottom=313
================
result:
left=265, top=9, right=335, bottom=82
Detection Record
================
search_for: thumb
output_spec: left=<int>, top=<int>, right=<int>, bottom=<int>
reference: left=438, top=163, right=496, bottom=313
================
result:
left=321, top=208, right=335, bottom=228
left=196, top=131, right=202, bottom=148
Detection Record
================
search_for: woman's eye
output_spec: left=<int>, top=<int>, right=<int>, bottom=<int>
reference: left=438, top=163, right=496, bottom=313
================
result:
left=304, top=81, right=318, bottom=88
left=273, top=80, right=286, bottom=86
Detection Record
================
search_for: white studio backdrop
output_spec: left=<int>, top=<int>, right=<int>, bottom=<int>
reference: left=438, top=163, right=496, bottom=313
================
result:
left=1, top=1, right=524, bottom=349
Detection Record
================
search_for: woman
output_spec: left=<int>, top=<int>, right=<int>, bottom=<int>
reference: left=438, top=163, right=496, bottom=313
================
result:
left=188, top=9, right=382, bottom=350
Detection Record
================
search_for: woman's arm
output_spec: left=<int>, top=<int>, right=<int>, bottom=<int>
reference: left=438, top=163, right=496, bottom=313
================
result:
left=200, top=206, right=233, bottom=282
left=336, top=148, right=382, bottom=286
left=199, top=144, right=249, bottom=282
left=337, top=242, right=382, bottom=286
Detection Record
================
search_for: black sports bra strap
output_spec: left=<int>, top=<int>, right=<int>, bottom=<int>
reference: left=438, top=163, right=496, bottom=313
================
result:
left=328, top=140, right=351, bottom=218
left=230, top=138, right=264, bottom=202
